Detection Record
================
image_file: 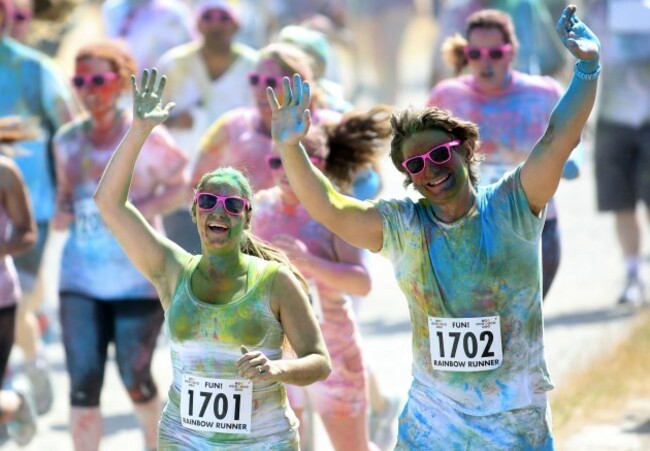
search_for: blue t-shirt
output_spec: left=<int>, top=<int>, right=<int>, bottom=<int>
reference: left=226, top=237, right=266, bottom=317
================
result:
left=374, top=166, right=553, bottom=416
left=0, top=37, right=75, bottom=221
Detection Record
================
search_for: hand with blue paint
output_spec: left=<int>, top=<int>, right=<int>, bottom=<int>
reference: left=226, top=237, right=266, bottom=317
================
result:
left=266, top=74, right=312, bottom=147
left=131, top=68, right=176, bottom=130
left=556, top=5, right=600, bottom=66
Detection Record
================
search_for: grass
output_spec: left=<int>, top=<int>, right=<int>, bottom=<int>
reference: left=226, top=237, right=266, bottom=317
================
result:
left=551, top=309, right=650, bottom=443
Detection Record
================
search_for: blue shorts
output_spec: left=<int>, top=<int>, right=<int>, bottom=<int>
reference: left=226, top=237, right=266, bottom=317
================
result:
left=59, top=292, right=163, bottom=407
left=396, top=382, right=554, bottom=450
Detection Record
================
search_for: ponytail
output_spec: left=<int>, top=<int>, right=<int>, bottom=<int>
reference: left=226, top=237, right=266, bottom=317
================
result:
left=322, top=105, right=393, bottom=192
left=441, top=33, right=469, bottom=76
left=240, top=232, right=309, bottom=294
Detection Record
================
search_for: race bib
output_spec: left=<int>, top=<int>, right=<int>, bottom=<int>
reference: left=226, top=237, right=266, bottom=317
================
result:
left=74, top=198, right=111, bottom=245
left=428, top=316, right=503, bottom=372
left=180, top=375, right=253, bottom=434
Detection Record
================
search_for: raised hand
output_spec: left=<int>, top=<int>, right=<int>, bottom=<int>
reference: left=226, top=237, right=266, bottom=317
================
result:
left=131, top=68, right=175, bottom=129
left=556, top=5, right=600, bottom=62
left=266, top=74, right=312, bottom=146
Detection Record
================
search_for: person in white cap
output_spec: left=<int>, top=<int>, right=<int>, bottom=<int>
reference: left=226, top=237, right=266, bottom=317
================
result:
left=157, top=0, right=258, bottom=254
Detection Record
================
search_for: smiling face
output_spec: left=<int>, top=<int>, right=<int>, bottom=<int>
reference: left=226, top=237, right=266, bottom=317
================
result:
left=193, top=175, right=251, bottom=251
left=401, top=129, right=473, bottom=208
left=73, top=57, right=123, bottom=119
left=466, top=27, right=514, bottom=94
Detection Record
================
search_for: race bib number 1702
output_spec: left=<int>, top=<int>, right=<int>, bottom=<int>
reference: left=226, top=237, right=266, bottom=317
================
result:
left=180, top=375, right=253, bottom=434
left=428, top=316, right=503, bottom=372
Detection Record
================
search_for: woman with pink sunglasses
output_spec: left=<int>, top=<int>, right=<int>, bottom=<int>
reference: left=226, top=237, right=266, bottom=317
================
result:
left=252, top=107, right=391, bottom=451
left=51, top=41, right=188, bottom=451
left=191, top=42, right=341, bottom=195
left=427, top=9, right=580, bottom=299
left=94, top=68, right=330, bottom=449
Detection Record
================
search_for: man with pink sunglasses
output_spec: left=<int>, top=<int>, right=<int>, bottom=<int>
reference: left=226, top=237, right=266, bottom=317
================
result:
left=427, top=9, right=580, bottom=300
left=270, top=5, right=599, bottom=448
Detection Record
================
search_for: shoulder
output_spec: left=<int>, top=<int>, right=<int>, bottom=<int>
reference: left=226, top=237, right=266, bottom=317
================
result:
left=232, top=43, right=259, bottom=64
left=0, top=156, right=19, bottom=180
left=428, top=76, right=474, bottom=105
left=269, top=264, right=303, bottom=299
left=0, top=156, right=26, bottom=192
left=157, top=41, right=201, bottom=68
left=53, top=118, right=89, bottom=151
left=54, top=117, right=88, bottom=144
left=372, top=197, right=420, bottom=224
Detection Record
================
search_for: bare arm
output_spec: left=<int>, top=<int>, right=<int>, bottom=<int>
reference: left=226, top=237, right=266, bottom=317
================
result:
left=270, top=75, right=384, bottom=252
left=272, top=234, right=371, bottom=296
left=0, top=158, right=36, bottom=257
left=521, top=5, right=600, bottom=214
left=237, top=267, right=331, bottom=386
left=94, top=69, right=184, bottom=307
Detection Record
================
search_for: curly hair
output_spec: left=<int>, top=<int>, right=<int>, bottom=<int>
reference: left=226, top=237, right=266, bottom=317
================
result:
left=390, top=107, right=482, bottom=188
left=442, top=9, right=519, bottom=76
left=322, top=105, right=392, bottom=193
left=75, top=40, right=138, bottom=90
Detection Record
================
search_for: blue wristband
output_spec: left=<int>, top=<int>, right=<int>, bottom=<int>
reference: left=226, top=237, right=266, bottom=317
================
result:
left=574, top=61, right=601, bottom=80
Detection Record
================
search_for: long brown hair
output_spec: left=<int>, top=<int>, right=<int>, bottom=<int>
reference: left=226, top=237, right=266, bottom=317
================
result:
left=192, top=167, right=309, bottom=292
left=300, top=105, right=393, bottom=193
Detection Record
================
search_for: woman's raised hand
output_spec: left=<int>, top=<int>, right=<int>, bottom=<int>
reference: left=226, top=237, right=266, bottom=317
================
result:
left=556, top=5, right=600, bottom=62
left=131, top=68, right=175, bottom=129
left=266, top=74, right=312, bottom=146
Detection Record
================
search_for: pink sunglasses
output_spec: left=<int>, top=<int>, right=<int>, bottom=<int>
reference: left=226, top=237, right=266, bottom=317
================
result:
left=72, top=72, right=119, bottom=89
left=401, top=140, right=461, bottom=175
left=194, top=193, right=250, bottom=215
left=464, top=43, right=513, bottom=61
left=248, top=72, right=285, bottom=89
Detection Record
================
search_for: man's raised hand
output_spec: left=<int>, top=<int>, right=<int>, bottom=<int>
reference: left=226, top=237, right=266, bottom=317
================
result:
left=556, top=5, right=600, bottom=62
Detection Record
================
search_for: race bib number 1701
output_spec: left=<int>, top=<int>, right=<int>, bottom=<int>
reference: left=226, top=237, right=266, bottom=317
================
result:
left=428, top=316, right=503, bottom=372
left=180, top=375, right=253, bottom=434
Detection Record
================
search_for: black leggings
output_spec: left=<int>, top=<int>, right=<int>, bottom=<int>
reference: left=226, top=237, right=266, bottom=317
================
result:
left=59, top=293, right=164, bottom=407
left=0, top=305, right=17, bottom=384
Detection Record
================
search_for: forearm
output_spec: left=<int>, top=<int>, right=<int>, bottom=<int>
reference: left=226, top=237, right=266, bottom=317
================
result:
left=301, top=256, right=371, bottom=296
left=95, top=124, right=152, bottom=210
left=544, top=60, right=599, bottom=164
left=277, top=142, right=347, bottom=227
left=274, top=353, right=331, bottom=386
